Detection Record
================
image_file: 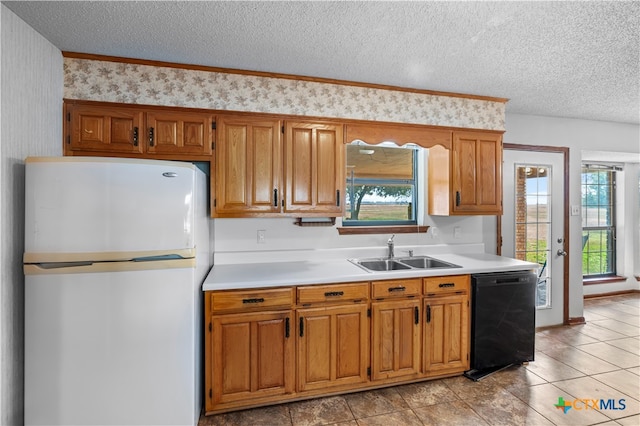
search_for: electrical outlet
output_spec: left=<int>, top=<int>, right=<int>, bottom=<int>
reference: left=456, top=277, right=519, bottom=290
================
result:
left=453, top=226, right=462, bottom=239
left=430, top=227, right=439, bottom=238
left=257, top=230, right=266, bottom=244
left=571, top=205, right=580, bottom=216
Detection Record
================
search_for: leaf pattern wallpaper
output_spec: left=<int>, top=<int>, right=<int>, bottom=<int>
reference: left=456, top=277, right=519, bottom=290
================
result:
left=64, top=58, right=505, bottom=131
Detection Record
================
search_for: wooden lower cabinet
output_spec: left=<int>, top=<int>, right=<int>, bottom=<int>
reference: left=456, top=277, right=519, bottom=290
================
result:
left=297, top=304, right=369, bottom=391
left=204, top=275, right=471, bottom=415
left=370, top=298, right=422, bottom=381
left=206, top=310, right=294, bottom=411
left=423, top=275, right=470, bottom=375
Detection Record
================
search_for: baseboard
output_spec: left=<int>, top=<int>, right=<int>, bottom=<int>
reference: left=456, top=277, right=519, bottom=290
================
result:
left=567, top=316, right=586, bottom=325
left=584, top=289, right=640, bottom=299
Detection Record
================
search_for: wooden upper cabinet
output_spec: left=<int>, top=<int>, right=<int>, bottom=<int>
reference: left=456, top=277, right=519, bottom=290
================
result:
left=284, top=121, right=344, bottom=216
left=215, top=116, right=282, bottom=215
left=67, top=104, right=144, bottom=154
left=428, top=130, right=503, bottom=215
left=453, top=131, right=502, bottom=214
left=146, top=111, right=212, bottom=155
left=65, top=101, right=214, bottom=158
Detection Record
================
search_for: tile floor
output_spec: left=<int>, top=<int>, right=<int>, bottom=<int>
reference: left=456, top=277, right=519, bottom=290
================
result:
left=199, top=293, right=640, bottom=425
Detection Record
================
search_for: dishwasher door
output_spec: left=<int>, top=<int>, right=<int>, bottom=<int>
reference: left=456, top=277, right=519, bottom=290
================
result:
left=469, top=271, right=536, bottom=375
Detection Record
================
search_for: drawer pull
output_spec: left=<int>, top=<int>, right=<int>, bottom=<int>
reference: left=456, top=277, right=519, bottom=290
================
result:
left=324, top=291, right=344, bottom=297
left=388, top=286, right=406, bottom=293
left=438, top=283, right=455, bottom=288
left=242, top=298, right=265, bottom=304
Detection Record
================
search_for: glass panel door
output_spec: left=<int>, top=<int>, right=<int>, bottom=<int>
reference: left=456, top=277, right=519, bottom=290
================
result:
left=503, top=148, right=565, bottom=327
left=514, top=165, right=551, bottom=308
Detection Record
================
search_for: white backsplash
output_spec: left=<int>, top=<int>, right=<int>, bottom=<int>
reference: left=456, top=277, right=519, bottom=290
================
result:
left=212, top=216, right=490, bottom=264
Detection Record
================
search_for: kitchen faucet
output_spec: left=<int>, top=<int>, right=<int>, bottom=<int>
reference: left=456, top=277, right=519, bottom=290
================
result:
left=387, top=234, right=395, bottom=258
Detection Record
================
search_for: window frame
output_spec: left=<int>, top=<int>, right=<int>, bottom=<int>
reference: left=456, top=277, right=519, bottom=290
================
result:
left=342, top=146, right=419, bottom=227
left=581, top=165, right=618, bottom=278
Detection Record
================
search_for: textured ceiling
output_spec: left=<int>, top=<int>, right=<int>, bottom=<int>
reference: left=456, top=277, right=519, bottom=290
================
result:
left=3, top=1, right=639, bottom=124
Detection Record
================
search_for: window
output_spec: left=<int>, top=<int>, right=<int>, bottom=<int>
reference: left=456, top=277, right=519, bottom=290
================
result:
left=514, top=165, right=551, bottom=308
left=343, top=142, right=418, bottom=226
left=581, top=165, right=617, bottom=277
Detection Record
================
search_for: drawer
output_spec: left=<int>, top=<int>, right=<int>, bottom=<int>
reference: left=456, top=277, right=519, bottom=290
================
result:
left=210, top=287, right=294, bottom=312
left=424, top=275, right=470, bottom=295
left=297, top=282, right=369, bottom=304
left=371, top=278, right=421, bottom=299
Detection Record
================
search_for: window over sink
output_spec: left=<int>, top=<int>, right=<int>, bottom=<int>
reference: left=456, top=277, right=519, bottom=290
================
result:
left=343, top=141, right=420, bottom=227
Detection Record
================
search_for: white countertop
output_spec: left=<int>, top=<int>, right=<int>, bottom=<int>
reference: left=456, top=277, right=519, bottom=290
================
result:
left=202, top=252, right=539, bottom=291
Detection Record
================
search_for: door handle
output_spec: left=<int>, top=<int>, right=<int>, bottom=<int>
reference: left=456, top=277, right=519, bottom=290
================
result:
left=557, top=249, right=567, bottom=257
left=285, top=317, right=290, bottom=338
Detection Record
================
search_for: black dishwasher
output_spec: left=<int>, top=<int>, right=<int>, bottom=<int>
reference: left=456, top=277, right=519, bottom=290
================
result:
left=464, top=271, right=537, bottom=381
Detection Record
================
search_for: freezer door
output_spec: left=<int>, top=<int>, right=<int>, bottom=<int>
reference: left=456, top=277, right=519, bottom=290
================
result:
left=25, top=157, right=199, bottom=255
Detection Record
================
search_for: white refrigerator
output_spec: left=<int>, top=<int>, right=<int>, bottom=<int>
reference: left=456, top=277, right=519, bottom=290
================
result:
left=23, top=157, right=211, bottom=426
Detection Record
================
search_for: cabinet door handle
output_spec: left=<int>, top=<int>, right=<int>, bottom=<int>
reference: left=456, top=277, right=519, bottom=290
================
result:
left=456, top=191, right=461, bottom=207
left=273, top=189, right=278, bottom=207
left=414, top=306, right=419, bottom=325
left=242, top=298, right=264, bottom=304
left=299, top=317, right=304, bottom=337
left=388, top=286, right=406, bottom=293
left=426, top=305, right=431, bottom=323
left=336, top=190, right=340, bottom=207
left=285, top=317, right=290, bottom=338
left=149, top=127, right=155, bottom=146
left=438, top=283, right=455, bottom=288
left=133, top=127, right=138, bottom=146
left=324, top=291, right=344, bottom=297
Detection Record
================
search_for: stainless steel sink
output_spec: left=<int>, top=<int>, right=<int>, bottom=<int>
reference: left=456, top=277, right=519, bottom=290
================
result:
left=395, top=256, right=461, bottom=269
left=349, top=255, right=461, bottom=272
left=356, top=259, right=411, bottom=271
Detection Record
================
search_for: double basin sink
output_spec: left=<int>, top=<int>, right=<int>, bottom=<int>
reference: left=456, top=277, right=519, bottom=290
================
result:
left=349, top=255, right=461, bottom=272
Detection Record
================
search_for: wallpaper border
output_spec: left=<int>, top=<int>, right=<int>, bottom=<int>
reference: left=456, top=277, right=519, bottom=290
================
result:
left=63, top=54, right=506, bottom=131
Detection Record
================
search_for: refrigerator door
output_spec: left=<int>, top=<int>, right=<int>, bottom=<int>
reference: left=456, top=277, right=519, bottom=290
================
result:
left=25, top=157, right=198, bottom=258
left=25, top=266, right=202, bottom=426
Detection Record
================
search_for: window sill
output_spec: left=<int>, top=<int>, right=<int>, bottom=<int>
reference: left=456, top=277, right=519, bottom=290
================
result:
left=337, top=225, right=429, bottom=235
left=583, top=276, right=628, bottom=285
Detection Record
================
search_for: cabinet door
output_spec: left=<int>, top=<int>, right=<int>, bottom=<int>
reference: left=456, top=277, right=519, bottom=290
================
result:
left=424, top=294, right=469, bottom=375
left=297, top=304, right=368, bottom=392
left=371, top=299, right=421, bottom=381
left=452, top=131, right=502, bottom=214
left=67, top=104, right=144, bottom=154
left=215, top=116, right=282, bottom=215
left=284, top=121, right=344, bottom=215
left=146, top=111, right=212, bottom=155
left=208, top=310, right=294, bottom=409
